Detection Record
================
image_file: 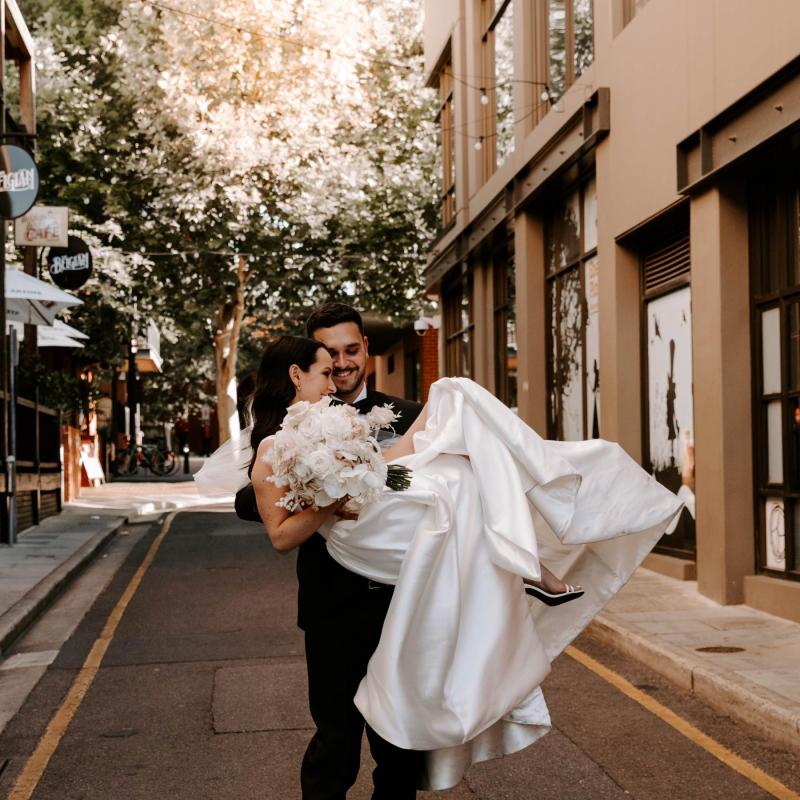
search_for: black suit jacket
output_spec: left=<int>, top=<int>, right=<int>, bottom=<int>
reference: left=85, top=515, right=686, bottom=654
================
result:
left=236, top=390, right=423, bottom=629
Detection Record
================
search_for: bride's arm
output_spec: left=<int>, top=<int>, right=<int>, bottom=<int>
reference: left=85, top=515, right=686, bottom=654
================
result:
left=251, top=439, right=346, bottom=554
left=382, top=404, right=428, bottom=461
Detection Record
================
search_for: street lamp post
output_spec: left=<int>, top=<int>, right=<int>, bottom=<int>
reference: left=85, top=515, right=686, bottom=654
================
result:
left=127, top=321, right=140, bottom=447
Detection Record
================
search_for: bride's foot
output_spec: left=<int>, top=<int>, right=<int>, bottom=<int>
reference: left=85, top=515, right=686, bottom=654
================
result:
left=524, top=566, right=584, bottom=607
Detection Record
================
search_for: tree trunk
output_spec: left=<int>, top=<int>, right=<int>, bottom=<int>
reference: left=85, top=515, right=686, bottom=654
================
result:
left=213, top=256, right=247, bottom=446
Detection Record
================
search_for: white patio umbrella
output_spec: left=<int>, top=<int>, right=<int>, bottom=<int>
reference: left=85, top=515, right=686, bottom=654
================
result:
left=37, top=325, right=85, bottom=348
left=51, top=319, right=89, bottom=340
left=5, top=268, right=82, bottom=326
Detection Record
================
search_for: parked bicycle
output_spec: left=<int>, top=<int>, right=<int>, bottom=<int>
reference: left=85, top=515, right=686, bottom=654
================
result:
left=113, top=442, right=177, bottom=477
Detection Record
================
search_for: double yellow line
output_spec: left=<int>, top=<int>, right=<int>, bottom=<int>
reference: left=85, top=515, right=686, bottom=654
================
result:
left=566, top=646, right=799, bottom=800
left=7, top=512, right=176, bottom=800
left=5, top=510, right=798, bottom=800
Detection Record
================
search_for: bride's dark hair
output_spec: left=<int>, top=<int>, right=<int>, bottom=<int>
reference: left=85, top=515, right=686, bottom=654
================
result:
left=249, top=335, right=327, bottom=473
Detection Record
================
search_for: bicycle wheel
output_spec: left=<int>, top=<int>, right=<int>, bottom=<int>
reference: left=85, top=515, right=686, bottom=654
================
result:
left=114, top=449, right=138, bottom=476
left=162, top=450, right=178, bottom=475
left=147, top=447, right=171, bottom=476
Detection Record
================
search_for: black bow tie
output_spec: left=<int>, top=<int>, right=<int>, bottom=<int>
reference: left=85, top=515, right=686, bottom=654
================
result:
left=329, top=395, right=372, bottom=411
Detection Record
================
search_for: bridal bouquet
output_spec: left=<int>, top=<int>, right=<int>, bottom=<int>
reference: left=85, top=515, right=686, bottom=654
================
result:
left=266, top=398, right=412, bottom=511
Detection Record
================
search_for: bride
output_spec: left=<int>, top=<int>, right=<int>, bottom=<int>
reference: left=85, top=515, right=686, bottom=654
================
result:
left=211, top=335, right=682, bottom=790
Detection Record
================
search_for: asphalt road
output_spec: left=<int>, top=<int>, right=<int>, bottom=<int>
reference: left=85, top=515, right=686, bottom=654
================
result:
left=0, top=511, right=798, bottom=800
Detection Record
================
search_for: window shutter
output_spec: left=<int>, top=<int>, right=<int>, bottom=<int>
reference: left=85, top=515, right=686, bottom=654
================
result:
left=643, top=232, right=690, bottom=294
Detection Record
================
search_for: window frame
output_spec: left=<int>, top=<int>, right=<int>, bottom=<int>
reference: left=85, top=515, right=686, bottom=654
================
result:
left=443, top=265, right=475, bottom=378
left=435, top=51, right=456, bottom=229
left=639, top=230, right=696, bottom=559
left=479, top=0, right=515, bottom=178
left=545, top=175, right=597, bottom=441
left=545, top=0, right=594, bottom=102
left=749, top=156, right=800, bottom=582
left=492, top=229, right=516, bottom=407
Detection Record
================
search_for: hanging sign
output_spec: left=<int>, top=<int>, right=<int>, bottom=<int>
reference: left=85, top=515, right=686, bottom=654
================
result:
left=0, top=145, right=39, bottom=219
left=14, top=205, right=69, bottom=247
left=46, top=236, right=93, bottom=290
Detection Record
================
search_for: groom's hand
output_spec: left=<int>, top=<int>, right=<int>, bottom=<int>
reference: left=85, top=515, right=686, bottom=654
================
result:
left=234, top=484, right=262, bottom=522
left=334, top=498, right=359, bottom=521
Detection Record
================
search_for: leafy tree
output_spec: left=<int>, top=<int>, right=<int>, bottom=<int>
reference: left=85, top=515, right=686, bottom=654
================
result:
left=22, top=0, right=438, bottom=443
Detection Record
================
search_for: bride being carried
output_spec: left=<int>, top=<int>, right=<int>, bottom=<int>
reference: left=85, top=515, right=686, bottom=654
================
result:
left=197, top=317, right=682, bottom=794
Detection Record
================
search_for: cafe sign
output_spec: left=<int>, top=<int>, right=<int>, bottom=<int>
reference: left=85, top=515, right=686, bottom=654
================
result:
left=0, top=145, right=39, bottom=220
left=14, top=206, right=69, bottom=247
left=46, top=236, right=93, bottom=290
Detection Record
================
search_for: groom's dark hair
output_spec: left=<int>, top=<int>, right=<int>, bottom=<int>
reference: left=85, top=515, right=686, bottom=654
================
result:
left=306, top=302, right=365, bottom=337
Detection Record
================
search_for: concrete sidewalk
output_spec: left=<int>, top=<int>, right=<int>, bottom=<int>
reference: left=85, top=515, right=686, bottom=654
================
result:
left=588, top=568, right=800, bottom=754
left=0, top=480, right=231, bottom=657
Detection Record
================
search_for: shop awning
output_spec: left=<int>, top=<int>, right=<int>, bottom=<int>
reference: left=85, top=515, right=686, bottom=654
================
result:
left=5, top=268, right=82, bottom=326
left=37, top=326, right=85, bottom=348
left=52, top=319, right=89, bottom=340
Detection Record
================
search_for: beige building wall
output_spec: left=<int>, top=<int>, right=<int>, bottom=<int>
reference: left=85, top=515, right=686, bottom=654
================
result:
left=374, top=343, right=406, bottom=399
left=423, top=0, right=800, bottom=619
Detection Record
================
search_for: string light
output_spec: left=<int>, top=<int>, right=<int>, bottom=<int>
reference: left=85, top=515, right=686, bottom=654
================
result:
left=480, top=88, right=489, bottom=106
left=134, top=0, right=566, bottom=98
left=474, top=137, right=483, bottom=151
left=136, top=0, right=416, bottom=74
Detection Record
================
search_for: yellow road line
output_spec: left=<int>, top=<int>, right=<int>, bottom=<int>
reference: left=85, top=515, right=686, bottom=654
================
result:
left=6, top=512, right=176, bottom=800
left=566, top=645, right=800, bottom=800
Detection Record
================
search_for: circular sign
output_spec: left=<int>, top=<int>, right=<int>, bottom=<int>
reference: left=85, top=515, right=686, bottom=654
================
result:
left=46, top=236, right=93, bottom=290
left=0, top=145, right=39, bottom=219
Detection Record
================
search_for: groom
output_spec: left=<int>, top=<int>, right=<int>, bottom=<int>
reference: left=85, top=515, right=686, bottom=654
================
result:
left=235, top=302, right=424, bottom=799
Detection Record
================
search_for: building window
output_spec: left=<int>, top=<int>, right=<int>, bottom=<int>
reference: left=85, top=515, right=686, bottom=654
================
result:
left=623, top=0, right=653, bottom=26
left=480, top=0, right=515, bottom=173
left=750, top=164, right=800, bottom=580
left=547, top=0, right=594, bottom=101
left=493, top=232, right=517, bottom=408
left=436, top=53, right=456, bottom=228
left=545, top=176, right=599, bottom=440
left=641, top=228, right=696, bottom=559
left=443, top=267, right=474, bottom=378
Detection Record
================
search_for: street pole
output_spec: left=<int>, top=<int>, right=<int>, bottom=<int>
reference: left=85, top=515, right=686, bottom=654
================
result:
left=127, top=320, right=140, bottom=447
left=7, top=324, right=16, bottom=544
left=0, top=218, right=7, bottom=545
left=0, top=0, right=8, bottom=543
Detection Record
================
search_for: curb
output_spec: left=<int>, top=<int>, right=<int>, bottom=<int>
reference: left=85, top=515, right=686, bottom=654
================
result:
left=586, top=615, right=800, bottom=755
left=0, top=517, right=125, bottom=657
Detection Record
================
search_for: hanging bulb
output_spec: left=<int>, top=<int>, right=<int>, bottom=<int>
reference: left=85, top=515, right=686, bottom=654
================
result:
left=474, top=137, right=483, bottom=151
left=540, top=88, right=550, bottom=102
left=480, top=88, right=489, bottom=106
left=243, top=31, right=252, bottom=43
left=142, top=2, right=153, bottom=17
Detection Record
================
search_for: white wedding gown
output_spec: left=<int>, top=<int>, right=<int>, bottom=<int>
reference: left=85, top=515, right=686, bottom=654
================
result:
left=197, top=377, right=682, bottom=791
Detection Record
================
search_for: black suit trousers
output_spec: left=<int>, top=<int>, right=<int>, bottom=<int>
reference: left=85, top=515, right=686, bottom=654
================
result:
left=301, top=584, right=423, bottom=800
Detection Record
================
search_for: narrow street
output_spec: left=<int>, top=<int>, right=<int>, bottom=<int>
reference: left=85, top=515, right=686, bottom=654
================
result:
left=0, top=511, right=797, bottom=800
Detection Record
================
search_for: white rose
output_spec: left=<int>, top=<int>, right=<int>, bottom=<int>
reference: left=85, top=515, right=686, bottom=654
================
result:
left=305, top=448, right=338, bottom=478
left=284, top=401, right=311, bottom=425
left=365, top=404, right=398, bottom=429
left=298, top=415, right=323, bottom=440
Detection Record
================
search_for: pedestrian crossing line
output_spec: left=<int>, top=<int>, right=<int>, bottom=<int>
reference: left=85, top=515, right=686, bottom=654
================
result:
left=6, top=512, right=177, bottom=800
left=565, top=645, right=800, bottom=800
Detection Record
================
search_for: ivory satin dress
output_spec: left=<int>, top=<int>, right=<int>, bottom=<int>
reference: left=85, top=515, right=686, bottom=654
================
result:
left=318, top=378, right=682, bottom=790
left=198, top=377, right=682, bottom=790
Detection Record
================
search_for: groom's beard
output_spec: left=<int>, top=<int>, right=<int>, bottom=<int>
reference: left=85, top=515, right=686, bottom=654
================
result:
left=333, top=365, right=366, bottom=397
